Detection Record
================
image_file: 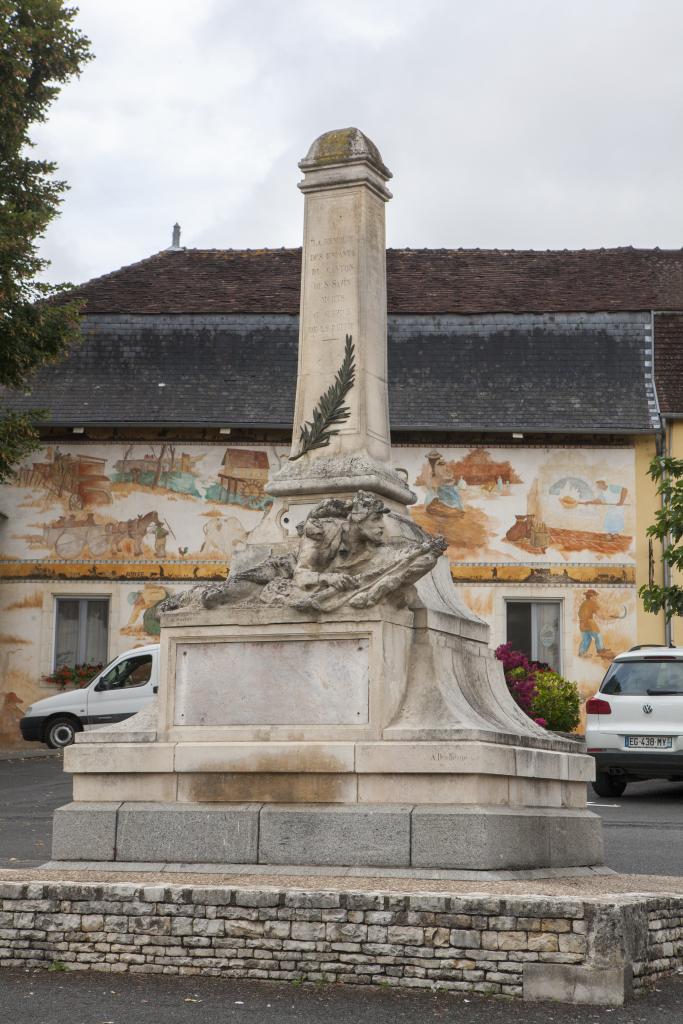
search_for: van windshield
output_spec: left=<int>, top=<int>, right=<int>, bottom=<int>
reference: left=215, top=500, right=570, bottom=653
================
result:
left=97, top=654, right=153, bottom=691
left=601, top=659, right=683, bottom=696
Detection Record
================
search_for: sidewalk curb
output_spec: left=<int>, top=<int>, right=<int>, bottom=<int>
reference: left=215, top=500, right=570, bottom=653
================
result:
left=0, top=748, right=61, bottom=762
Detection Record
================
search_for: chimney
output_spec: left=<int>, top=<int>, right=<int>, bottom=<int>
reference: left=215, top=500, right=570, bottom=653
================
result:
left=171, top=223, right=181, bottom=249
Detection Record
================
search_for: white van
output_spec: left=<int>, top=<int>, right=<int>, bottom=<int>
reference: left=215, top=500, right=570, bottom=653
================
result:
left=19, top=643, right=159, bottom=749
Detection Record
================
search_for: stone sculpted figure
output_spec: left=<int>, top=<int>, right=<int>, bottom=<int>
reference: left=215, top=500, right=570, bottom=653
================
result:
left=159, top=491, right=446, bottom=615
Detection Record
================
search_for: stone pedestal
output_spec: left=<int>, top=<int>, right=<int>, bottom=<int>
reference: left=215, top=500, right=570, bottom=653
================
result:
left=59, top=596, right=602, bottom=869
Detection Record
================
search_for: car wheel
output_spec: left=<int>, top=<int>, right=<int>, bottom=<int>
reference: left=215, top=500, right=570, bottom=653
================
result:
left=592, top=771, right=627, bottom=798
left=45, top=716, right=80, bottom=749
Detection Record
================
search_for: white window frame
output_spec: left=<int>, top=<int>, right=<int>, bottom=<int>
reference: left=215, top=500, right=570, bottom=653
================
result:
left=504, top=598, right=564, bottom=674
left=53, top=596, right=110, bottom=669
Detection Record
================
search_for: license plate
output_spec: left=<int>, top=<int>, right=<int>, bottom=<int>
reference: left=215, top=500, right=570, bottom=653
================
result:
left=625, top=736, right=673, bottom=749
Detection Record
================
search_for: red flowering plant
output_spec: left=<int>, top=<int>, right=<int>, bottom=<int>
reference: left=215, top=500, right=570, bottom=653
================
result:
left=42, top=663, right=103, bottom=691
left=494, top=643, right=548, bottom=728
left=494, top=644, right=582, bottom=732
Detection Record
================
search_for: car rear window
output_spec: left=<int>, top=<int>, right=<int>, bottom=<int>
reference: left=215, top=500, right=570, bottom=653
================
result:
left=601, top=659, right=683, bottom=696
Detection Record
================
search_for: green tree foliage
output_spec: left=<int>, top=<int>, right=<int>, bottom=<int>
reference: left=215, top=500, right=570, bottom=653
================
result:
left=639, top=455, right=683, bottom=619
left=0, top=2, right=92, bottom=480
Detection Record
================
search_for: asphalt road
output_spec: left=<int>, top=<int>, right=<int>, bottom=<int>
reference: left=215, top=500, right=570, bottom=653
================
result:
left=1, top=967, right=683, bottom=1024
left=0, top=754, right=70, bottom=869
left=1, top=754, right=683, bottom=873
left=588, top=779, right=683, bottom=875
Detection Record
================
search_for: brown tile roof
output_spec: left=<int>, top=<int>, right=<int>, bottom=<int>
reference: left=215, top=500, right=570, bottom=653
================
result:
left=65, top=246, right=683, bottom=315
left=655, top=313, right=683, bottom=414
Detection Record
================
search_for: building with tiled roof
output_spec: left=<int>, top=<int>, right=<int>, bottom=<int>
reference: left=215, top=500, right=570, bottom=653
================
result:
left=1, top=240, right=682, bottom=742
left=59, top=245, right=683, bottom=315
left=3, top=246, right=668, bottom=434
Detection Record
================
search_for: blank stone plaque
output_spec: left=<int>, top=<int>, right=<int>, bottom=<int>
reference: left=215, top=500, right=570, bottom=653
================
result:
left=174, top=638, right=370, bottom=726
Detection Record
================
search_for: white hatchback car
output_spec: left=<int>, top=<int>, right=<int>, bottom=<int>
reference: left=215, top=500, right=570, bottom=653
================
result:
left=585, top=644, right=683, bottom=797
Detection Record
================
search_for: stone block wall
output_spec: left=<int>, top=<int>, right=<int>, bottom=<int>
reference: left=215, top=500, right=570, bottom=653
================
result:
left=1, top=881, right=682, bottom=1001
left=634, top=902, right=683, bottom=986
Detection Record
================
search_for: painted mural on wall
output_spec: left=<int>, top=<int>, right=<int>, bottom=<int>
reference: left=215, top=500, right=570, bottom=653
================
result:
left=0, top=587, right=42, bottom=748
left=407, top=445, right=635, bottom=571
left=456, top=583, right=637, bottom=715
left=0, top=442, right=635, bottom=572
left=1, top=443, right=289, bottom=574
left=0, top=442, right=638, bottom=738
left=121, top=583, right=170, bottom=639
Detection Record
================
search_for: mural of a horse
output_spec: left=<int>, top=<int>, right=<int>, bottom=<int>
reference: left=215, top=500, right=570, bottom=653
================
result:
left=107, top=511, right=162, bottom=556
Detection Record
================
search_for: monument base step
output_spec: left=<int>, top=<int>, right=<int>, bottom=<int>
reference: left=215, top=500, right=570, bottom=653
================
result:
left=52, top=801, right=604, bottom=871
left=39, top=858, right=615, bottom=881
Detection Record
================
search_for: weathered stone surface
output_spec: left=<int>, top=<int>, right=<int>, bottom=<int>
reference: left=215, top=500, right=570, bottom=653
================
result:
left=523, top=964, right=633, bottom=1005
left=267, top=128, right=413, bottom=505
left=51, top=802, right=120, bottom=861
left=176, top=772, right=357, bottom=804
left=65, top=742, right=174, bottom=773
left=355, top=742, right=516, bottom=776
left=174, top=636, right=370, bottom=727
left=115, top=803, right=260, bottom=863
left=258, top=804, right=411, bottom=866
left=411, top=807, right=603, bottom=871
left=174, top=742, right=356, bottom=774
left=357, top=773, right=511, bottom=805
left=549, top=812, right=604, bottom=868
left=72, top=773, right=178, bottom=803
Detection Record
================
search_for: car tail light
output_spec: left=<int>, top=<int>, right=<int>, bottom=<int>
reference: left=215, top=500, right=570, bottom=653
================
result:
left=586, top=697, right=612, bottom=715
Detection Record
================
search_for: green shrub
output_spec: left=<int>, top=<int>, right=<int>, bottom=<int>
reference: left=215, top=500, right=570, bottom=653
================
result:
left=530, top=670, right=581, bottom=732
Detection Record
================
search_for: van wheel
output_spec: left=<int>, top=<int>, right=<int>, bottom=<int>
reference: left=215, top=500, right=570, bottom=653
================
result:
left=45, top=717, right=80, bottom=749
left=592, top=771, right=627, bottom=798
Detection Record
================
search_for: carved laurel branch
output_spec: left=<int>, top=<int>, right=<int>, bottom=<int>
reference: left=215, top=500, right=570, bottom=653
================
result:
left=291, top=334, right=356, bottom=460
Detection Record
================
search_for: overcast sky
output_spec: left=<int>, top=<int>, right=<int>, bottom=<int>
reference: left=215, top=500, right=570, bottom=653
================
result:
left=34, top=0, right=683, bottom=285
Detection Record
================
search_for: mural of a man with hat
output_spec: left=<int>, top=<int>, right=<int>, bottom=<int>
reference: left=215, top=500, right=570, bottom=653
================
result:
left=578, top=588, right=614, bottom=658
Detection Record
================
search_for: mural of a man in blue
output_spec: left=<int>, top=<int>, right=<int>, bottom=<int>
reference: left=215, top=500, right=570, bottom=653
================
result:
left=594, top=479, right=628, bottom=535
left=425, top=452, right=464, bottom=511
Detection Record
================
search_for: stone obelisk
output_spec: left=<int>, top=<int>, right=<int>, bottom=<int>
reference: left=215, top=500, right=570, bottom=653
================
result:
left=268, top=128, right=414, bottom=506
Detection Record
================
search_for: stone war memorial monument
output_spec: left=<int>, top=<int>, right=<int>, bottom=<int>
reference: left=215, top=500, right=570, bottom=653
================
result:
left=53, top=128, right=603, bottom=872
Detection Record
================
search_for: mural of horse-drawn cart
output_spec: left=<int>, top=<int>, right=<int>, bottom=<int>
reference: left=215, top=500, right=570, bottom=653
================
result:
left=17, top=451, right=112, bottom=510
left=39, top=511, right=165, bottom=559
left=41, top=515, right=110, bottom=558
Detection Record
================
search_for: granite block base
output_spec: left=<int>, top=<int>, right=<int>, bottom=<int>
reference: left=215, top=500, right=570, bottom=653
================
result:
left=51, top=801, right=604, bottom=869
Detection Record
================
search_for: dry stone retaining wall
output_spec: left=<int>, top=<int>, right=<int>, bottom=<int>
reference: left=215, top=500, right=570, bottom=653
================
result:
left=636, top=903, right=683, bottom=985
left=0, top=881, right=682, bottom=1003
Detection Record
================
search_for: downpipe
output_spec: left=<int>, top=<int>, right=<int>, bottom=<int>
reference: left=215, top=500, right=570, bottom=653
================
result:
left=658, top=416, right=673, bottom=647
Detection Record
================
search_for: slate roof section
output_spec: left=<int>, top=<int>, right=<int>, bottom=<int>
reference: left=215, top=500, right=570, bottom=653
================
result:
left=60, top=246, right=683, bottom=315
left=1, top=312, right=656, bottom=434
left=389, top=314, right=657, bottom=434
left=654, top=313, right=683, bottom=415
